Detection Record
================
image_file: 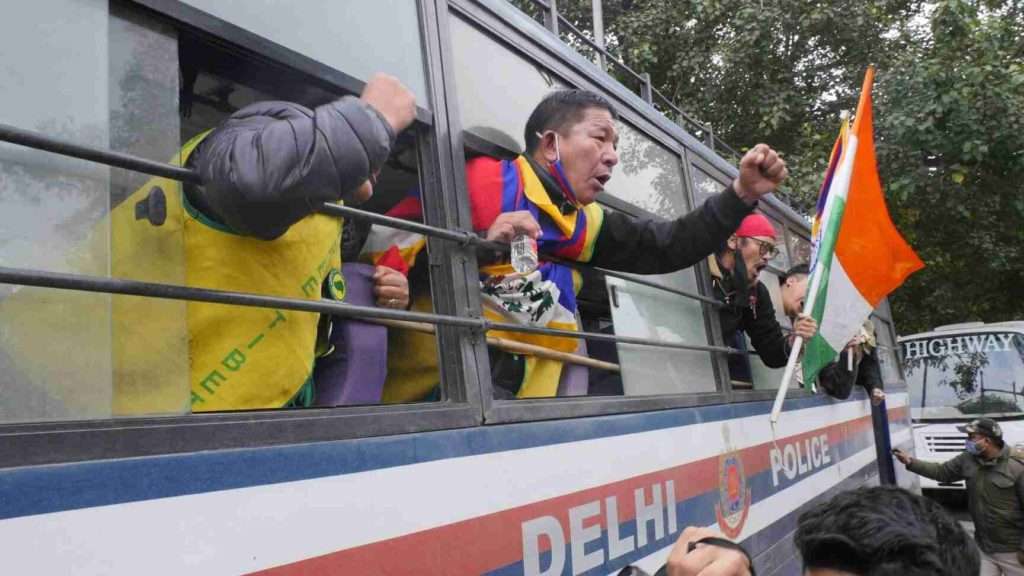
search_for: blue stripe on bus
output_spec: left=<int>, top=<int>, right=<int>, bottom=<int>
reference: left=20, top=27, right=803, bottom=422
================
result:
left=0, top=394, right=866, bottom=521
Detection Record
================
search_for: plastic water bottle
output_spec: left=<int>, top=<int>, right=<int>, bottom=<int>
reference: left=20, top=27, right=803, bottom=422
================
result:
left=511, top=234, right=538, bottom=274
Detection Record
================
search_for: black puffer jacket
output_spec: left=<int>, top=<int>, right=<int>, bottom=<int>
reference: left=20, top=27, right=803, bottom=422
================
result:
left=709, top=257, right=791, bottom=368
left=187, top=96, right=394, bottom=239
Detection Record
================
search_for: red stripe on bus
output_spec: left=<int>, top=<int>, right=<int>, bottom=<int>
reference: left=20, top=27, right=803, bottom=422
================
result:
left=252, top=413, right=878, bottom=575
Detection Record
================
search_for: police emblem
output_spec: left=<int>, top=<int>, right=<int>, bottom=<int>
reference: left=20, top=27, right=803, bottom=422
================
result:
left=715, top=426, right=751, bottom=539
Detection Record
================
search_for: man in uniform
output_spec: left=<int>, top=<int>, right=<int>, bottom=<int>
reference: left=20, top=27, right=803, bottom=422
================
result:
left=895, top=418, right=1024, bottom=575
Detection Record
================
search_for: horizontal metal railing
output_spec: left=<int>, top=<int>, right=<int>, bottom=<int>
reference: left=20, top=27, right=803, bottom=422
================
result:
left=0, top=123, right=739, bottom=355
left=0, top=123, right=201, bottom=185
left=319, top=203, right=724, bottom=307
left=0, top=122, right=724, bottom=308
left=520, top=0, right=741, bottom=160
left=0, top=266, right=737, bottom=355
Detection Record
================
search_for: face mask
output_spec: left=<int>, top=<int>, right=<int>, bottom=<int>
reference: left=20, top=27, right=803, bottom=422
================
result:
left=966, top=439, right=982, bottom=455
left=536, top=131, right=579, bottom=206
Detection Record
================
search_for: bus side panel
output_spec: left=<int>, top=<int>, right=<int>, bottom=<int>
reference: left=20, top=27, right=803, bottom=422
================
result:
left=885, top=391, right=922, bottom=492
left=0, top=394, right=898, bottom=575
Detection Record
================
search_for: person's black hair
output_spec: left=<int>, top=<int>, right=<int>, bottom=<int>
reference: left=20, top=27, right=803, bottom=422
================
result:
left=794, top=486, right=979, bottom=576
left=524, top=90, right=618, bottom=154
left=779, top=263, right=810, bottom=286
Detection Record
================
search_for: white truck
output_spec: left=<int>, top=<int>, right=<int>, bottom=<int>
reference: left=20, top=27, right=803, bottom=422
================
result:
left=900, top=321, right=1024, bottom=491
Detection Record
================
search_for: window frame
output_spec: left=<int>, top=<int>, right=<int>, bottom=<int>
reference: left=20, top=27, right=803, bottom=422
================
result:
left=871, top=313, right=908, bottom=390
left=132, top=0, right=435, bottom=125
left=684, top=151, right=816, bottom=403
left=0, top=0, right=838, bottom=468
left=0, top=0, right=485, bottom=469
left=448, top=1, right=757, bottom=424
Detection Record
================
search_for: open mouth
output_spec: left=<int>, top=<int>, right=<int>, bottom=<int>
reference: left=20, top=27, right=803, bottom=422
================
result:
left=595, top=174, right=611, bottom=189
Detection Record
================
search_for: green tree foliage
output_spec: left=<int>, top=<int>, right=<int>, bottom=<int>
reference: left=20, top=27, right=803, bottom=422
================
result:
left=514, top=0, right=1024, bottom=333
left=873, top=0, right=1024, bottom=333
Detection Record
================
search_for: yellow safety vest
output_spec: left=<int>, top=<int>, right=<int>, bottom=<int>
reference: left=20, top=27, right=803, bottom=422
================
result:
left=112, top=132, right=343, bottom=413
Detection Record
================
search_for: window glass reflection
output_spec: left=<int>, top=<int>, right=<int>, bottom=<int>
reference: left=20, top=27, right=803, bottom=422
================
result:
left=179, top=0, right=429, bottom=104
left=0, top=2, right=186, bottom=422
left=605, top=124, right=687, bottom=217
left=451, top=16, right=563, bottom=152
left=763, top=215, right=789, bottom=270
left=786, top=228, right=812, bottom=266
left=691, top=165, right=726, bottom=207
left=607, top=271, right=716, bottom=395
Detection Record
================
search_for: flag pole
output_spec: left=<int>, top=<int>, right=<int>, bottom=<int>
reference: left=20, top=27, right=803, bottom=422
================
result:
left=770, top=337, right=803, bottom=426
left=770, top=108, right=851, bottom=426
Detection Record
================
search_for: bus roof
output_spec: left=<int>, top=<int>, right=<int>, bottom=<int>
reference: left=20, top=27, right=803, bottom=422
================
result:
left=899, top=320, right=1024, bottom=342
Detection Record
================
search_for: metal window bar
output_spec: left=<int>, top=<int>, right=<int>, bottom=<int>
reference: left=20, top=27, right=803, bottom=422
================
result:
left=0, top=123, right=201, bottom=185
left=517, top=1, right=744, bottom=165
left=0, top=265, right=738, bottom=355
left=0, top=123, right=739, bottom=355
left=319, top=203, right=723, bottom=308
left=650, top=86, right=708, bottom=138
left=556, top=15, right=645, bottom=84
left=639, top=72, right=653, bottom=104
left=544, top=0, right=559, bottom=36
left=0, top=122, right=723, bottom=308
left=523, top=0, right=648, bottom=91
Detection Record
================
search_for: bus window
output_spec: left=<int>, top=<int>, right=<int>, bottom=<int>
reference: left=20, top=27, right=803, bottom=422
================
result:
left=763, top=214, right=789, bottom=271
left=451, top=24, right=719, bottom=398
left=744, top=268, right=793, bottom=390
left=786, top=228, right=812, bottom=266
left=697, top=206, right=794, bottom=390
left=600, top=130, right=716, bottom=396
left=451, top=16, right=564, bottom=153
left=178, top=0, right=429, bottom=104
left=604, top=270, right=717, bottom=395
left=0, top=2, right=183, bottom=423
left=174, top=35, right=443, bottom=411
left=0, top=4, right=444, bottom=422
left=902, top=332, right=1024, bottom=418
left=605, top=123, right=687, bottom=217
left=690, top=165, right=725, bottom=207
left=872, top=316, right=902, bottom=386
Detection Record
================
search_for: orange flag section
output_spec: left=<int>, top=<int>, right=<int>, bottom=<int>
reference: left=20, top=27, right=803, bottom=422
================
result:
left=835, top=67, right=925, bottom=306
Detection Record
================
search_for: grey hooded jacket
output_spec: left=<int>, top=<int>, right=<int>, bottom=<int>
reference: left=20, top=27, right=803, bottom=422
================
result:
left=187, top=96, right=395, bottom=239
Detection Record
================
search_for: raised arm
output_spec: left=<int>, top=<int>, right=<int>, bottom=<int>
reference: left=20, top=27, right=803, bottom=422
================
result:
left=589, top=184, right=752, bottom=273
left=904, top=451, right=969, bottom=484
left=190, top=74, right=415, bottom=239
left=589, top=144, right=787, bottom=274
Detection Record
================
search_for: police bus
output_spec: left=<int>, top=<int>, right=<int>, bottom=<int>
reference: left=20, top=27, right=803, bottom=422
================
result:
left=900, top=322, right=1024, bottom=492
left=0, top=1, right=914, bottom=574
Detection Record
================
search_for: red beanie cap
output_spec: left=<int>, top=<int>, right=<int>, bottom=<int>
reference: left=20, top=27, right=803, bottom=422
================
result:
left=734, top=213, right=776, bottom=239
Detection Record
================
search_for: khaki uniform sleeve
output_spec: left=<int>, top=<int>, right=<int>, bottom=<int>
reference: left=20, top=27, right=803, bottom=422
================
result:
left=907, top=452, right=968, bottom=483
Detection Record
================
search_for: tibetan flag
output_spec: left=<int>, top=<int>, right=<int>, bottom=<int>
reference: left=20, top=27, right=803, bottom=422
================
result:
left=809, top=119, right=848, bottom=271
left=802, top=67, right=925, bottom=384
